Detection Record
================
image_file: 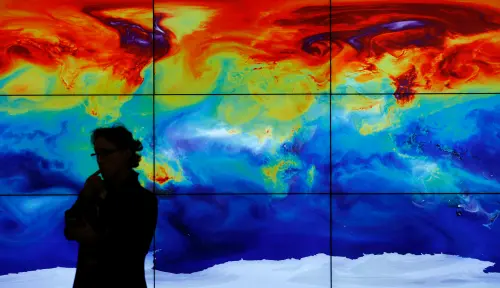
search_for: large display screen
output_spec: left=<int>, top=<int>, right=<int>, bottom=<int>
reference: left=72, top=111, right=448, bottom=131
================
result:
left=0, top=0, right=499, bottom=287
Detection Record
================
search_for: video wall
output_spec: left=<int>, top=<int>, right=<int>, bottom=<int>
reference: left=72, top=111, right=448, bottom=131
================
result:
left=0, top=0, right=499, bottom=287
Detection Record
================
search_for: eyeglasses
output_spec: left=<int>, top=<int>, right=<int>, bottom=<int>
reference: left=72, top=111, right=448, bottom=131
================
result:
left=91, top=148, right=120, bottom=159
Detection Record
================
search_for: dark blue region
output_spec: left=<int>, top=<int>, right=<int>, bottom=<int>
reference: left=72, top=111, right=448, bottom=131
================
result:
left=2, top=193, right=500, bottom=275
left=0, top=151, right=82, bottom=194
left=0, top=200, right=79, bottom=275
left=0, top=121, right=68, bottom=152
left=331, top=115, right=411, bottom=193
left=154, top=194, right=330, bottom=273
left=301, top=32, right=330, bottom=56
left=347, top=20, right=429, bottom=51
left=381, top=20, right=426, bottom=31
left=88, top=14, right=171, bottom=59
left=332, top=194, right=500, bottom=273
left=458, top=109, right=500, bottom=182
left=331, top=151, right=413, bottom=193
left=0, top=194, right=330, bottom=275
left=394, top=108, right=500, bottom=184
left=153, top=15, right=167, bottom=44
left=153, top=14, right=170, bottom=59
left=108, top=20, right=151, bottom=48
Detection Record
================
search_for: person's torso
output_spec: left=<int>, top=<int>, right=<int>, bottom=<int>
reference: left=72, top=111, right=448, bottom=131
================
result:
left=74, top=172, right=153, bottom=287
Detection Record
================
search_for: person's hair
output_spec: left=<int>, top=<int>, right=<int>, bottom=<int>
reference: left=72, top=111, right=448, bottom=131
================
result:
left=90, top=124, right=143, bottom=168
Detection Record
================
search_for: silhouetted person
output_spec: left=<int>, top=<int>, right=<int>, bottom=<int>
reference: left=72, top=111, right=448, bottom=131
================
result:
left=64, top=125, right=158, bottom=288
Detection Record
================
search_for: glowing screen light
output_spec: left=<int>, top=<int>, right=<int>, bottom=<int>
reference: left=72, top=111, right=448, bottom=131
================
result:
left=0, top=0, right=154, bottom=95
left=331, top=0, right=500, bottom=95
left=0, top=0, right=499, bottom=287
left=332, top=94, right=500, bottom=193
left=0, top=0, right=330, bottom=95
left=154, top=95, right=330, bottom=193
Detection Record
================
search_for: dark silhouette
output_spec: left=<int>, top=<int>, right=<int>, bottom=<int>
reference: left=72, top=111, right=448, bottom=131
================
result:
left=64, top=124, right=158, bottom=288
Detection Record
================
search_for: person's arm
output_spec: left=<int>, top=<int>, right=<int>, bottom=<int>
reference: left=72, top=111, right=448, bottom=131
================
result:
left=64, top=195, right=84, bottom=239
left=65, top=218, right=101, bottom=244
left=64, top=192, right=101, bottom=244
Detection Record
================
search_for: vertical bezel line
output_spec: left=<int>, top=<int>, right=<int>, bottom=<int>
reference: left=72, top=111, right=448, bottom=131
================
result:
left=152, top=0, right=156, bottom=287
left=329, top=0, right=333, bottom=288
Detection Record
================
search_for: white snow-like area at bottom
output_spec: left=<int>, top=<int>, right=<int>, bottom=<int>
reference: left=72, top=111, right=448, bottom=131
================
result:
left=0, top=253, right=499, bottom=288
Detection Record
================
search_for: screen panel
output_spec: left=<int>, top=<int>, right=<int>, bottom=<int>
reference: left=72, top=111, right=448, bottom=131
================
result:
left=154, top=194, right=330, bottom=287
left=0, top=95, right=154, bottom=195
left=332, top=94, right=500, bottom=193
left=331, top=0, right=500, bottom=95
left=0, top=0, right=153, bottom=95
left=0, top=196, right=78, bottom=279
left=332, top=194, right=500, bottom=287
left=153, top=0, right=330, bottom=95
left=0, top=195, right=156, bottom=287
left=154, top=95, right=330, bottom=194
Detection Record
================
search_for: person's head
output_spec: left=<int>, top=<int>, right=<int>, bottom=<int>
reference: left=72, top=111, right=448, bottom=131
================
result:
left=90, top=124, right=143, bottom=180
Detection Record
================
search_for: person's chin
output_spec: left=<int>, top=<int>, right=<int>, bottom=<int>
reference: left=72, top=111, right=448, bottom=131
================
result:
left=100, top=170, right=111, bottom=179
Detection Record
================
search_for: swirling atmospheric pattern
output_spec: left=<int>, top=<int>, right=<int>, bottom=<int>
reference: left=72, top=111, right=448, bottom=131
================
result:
left=0, top=0, right=330, bottom=95
left=332, top=0, right=500, bottom=94
left=1, top=0, right=499, bottom=95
